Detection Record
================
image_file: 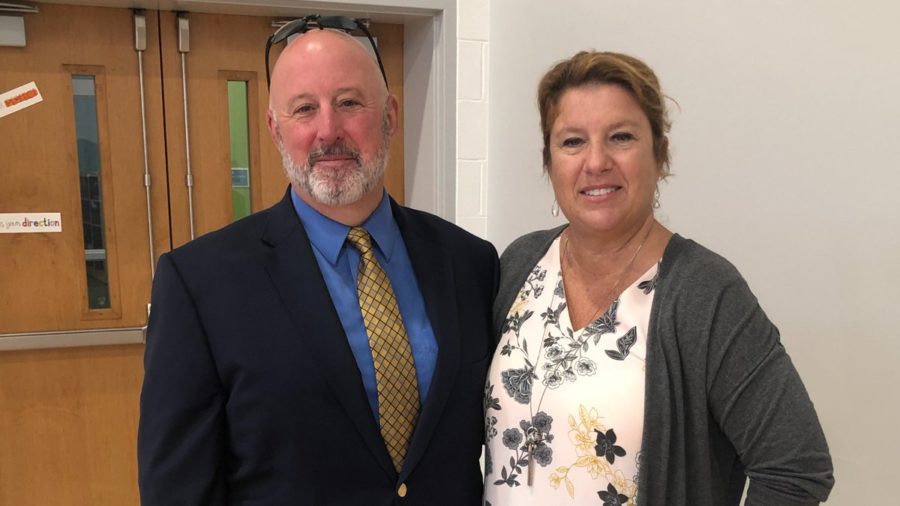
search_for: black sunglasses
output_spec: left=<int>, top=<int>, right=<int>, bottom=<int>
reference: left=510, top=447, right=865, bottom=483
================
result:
left=264, top=15, right=388, bottom=90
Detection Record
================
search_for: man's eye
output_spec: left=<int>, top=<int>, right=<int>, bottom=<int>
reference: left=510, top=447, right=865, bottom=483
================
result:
left=561, top=137, right=584, bottom=148
left=338, top=99, right=361, bottom=108
left=293, top=105, right=315, bottom=115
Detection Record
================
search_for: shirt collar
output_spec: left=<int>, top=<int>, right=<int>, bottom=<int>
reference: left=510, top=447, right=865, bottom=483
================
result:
left=290, top=189, right=398, bottom=265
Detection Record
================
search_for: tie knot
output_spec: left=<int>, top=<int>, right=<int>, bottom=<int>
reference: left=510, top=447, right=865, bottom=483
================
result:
left=347, top=226, right=373, bottom=255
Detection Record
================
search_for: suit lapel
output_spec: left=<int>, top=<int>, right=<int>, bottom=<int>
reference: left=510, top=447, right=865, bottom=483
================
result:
left=391, top=202, right=461, bottom=478
left=261, top=190, right=396, bottom=478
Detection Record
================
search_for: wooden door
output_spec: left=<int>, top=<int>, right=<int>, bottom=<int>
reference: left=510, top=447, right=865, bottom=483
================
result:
left=0, top=7, right=164, bottom=504
left=0, top=4, right=168, bottom=335
left=0, top=6, right=405, bottom=505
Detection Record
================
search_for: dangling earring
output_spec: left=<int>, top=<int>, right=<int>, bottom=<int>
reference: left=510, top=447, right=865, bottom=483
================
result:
left=551, top=199, right=560, bottom=217
left=652, top=186, right=661, bottom=209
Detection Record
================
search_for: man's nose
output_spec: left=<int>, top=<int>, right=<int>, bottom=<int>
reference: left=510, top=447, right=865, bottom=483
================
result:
left=316, top=106, right=344, bottom=144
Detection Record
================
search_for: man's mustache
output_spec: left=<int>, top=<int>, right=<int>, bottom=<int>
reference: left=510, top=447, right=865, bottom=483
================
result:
left=308, top=143, right=361, bottom=166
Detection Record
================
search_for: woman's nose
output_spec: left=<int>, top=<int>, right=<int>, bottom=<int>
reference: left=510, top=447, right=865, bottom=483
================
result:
left=584, top=142, right=612, bottom=173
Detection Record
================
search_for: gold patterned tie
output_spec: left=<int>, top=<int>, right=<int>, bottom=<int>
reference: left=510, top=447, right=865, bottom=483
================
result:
left=346, top=226, right=420, bottom=472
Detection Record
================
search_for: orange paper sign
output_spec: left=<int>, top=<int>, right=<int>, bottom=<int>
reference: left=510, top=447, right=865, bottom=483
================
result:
left=0, top=81, right=43, bottom=119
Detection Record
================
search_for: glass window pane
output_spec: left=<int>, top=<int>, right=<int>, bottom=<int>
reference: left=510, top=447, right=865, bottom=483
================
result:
left=228, top=81, right=251, bottom=221
left=72, top=74, right=110, bottom=309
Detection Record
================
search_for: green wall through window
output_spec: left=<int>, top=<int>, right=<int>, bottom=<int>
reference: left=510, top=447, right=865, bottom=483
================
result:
left=228, top=81, right=251, bottom=221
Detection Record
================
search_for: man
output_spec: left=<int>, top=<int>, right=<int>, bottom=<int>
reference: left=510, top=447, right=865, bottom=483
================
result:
left=138, top=29, right=498, bottom=505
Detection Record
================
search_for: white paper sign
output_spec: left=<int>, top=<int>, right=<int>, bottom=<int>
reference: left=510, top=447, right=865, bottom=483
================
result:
left=0, top=81, right=43, bottom=119
left=0, top=213, right=62, bottom=233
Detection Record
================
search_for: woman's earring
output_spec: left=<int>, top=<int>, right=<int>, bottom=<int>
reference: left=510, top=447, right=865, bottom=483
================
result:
left=652, top=186, right=661, bottom=209
left=551, top=199, right=560, bottom=217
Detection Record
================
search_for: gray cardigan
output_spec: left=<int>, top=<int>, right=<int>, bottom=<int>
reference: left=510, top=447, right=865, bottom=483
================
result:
left=493, top=227, right=834, bottom=505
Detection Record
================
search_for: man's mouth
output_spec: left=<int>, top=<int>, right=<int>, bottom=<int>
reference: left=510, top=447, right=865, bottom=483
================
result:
left=309, top=145, right=360, bottom=166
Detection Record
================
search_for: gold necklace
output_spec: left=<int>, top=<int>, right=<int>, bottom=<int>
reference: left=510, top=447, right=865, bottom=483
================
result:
left=523, top=223, right=654, bottom=486
left=562, top=222, right=655, bottom=329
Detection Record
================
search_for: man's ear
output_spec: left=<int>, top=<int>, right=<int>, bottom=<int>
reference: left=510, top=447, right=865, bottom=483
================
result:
left=385, top=94, right=400, bottom=136
left=266, top=108, right=279, bottom=142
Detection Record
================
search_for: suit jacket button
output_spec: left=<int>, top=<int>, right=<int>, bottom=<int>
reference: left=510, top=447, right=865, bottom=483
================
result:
left=397, top=483, right=408, bottom=497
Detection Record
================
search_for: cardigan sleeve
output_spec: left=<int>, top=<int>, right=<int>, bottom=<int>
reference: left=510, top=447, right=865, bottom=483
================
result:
left=702, top=274, right=834, bottom=504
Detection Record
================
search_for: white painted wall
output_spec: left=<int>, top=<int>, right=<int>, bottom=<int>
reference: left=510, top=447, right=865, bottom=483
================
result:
left=486, top=1, right=900, bottom=503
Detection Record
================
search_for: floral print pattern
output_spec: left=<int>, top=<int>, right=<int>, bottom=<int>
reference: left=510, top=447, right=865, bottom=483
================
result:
left=595, top=428, right=627, bottom=464
left=484, top=237, right=659, bottom=505
left=548, top=405, right=638, bottom=501
left=491, top=411, right=556, bottom=488
left=599, top=483, right=631, bottom=506
left=501, top=366, right=535, bottom=404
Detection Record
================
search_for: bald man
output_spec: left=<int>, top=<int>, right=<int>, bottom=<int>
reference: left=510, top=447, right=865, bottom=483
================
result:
left=138, top=29, right=499, bottom=505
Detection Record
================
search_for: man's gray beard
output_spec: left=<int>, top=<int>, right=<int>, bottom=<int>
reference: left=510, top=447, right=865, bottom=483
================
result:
left=279, top=118, right=391, bottom=207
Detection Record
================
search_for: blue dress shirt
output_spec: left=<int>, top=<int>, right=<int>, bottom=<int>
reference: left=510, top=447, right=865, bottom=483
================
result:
left=291, top=190, right=438, bottom=419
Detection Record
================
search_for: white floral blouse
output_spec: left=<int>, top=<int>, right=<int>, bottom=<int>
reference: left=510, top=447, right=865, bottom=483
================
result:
left=484, top=237, right=659, bottom=506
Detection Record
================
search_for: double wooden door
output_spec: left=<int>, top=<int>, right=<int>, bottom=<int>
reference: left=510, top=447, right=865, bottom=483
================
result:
left=0, top=4, right=403, bottom=504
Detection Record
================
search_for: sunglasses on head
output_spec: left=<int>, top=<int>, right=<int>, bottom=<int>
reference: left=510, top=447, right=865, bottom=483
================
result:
left=264, top=15, right=389, bottom=90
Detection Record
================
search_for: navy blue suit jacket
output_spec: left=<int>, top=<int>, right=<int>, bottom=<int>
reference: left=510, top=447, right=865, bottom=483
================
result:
left=138, top=189, right=499, bottom=505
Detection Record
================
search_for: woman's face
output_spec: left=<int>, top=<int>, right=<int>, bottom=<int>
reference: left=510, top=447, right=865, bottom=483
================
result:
left=548, top=83, right=661, bottom=239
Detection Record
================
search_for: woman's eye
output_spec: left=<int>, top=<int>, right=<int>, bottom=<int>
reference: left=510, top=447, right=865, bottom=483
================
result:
left=611, top=132, right=635, bottom=143
left=561, top=137, right=584, bottom=148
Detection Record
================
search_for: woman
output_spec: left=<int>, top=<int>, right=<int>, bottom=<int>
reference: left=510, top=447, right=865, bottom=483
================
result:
left=483, top=51, right=834, bottom=505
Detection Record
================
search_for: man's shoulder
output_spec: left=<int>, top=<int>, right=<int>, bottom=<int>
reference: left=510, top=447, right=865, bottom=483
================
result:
left=167, top=200, right=285, bottom=263
left=393, top=204, right=494, bottom=253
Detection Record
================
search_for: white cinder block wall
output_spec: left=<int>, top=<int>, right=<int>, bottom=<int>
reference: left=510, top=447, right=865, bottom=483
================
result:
left=455, top=0, right=490, bottom=238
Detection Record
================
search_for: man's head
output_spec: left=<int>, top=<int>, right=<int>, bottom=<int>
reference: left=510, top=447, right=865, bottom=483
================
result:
left=266, top=29, right=398, bottom=223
